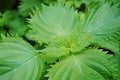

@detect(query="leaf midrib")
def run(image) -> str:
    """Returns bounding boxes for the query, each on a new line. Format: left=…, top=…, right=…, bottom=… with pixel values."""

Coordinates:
left=0, top=53, right=39, bottom=76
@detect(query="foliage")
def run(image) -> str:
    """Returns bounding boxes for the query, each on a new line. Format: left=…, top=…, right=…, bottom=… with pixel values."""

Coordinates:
left=0, top=11, right=27, bottom=36
left=0, top=0, right=120, bottom=80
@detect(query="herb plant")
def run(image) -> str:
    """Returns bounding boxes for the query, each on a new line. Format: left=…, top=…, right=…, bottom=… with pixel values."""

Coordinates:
left=0, top=0, right=120, bottom=80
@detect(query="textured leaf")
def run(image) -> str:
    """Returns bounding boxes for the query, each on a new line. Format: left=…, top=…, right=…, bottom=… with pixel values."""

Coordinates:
left=0, top=37, right=44, bottom=80
left=27, top=4, right=79, bottom=43
left=27, top=5, right=92, bottom=59
left=40, top=32, right=92, bottom=63
left=115, top=53, right=120, bottom=71
left=80, top=3, right=120, bottom=52
left=46, top=49, right=120, bottom=80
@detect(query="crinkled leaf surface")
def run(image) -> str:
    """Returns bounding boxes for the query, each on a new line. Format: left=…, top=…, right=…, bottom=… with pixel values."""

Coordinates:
left=40, top=32, right=92, bottom=63
left=0, top=37, right=44, bottom=80
left=80, top=4, right=120, bottom=52
left=46, top=49, right=120, bottom=80
left=27, top=4, right=79, bottom=43
left=27, top=5, right=92, bottom=59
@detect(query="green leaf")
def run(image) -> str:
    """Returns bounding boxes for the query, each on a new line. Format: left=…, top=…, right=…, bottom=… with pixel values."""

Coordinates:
left=80, top=3, right=120, bottom=52
left=27, top=4, right=79, bottom=44
left=0, top=11, right=28, bottom=36
left=0, top=37, right=44, bottom=80
left=0, top=29, right=5, bottom=39
left=114, top=53, right=120, bottom=71
left=27, top=4, right=92, bottom=58
left=19, top=0, right=41, bottom=17
left=40, top=32, right=92, bottom=63
left=46, top=49, right=120, bottom=80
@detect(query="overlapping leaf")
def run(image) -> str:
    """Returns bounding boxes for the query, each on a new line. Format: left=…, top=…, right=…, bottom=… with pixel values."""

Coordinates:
left=46, top=49, right=120, bottom=80
left=27, top=4, right=92, bottom=60
left=80, top=3, right=120, bottom=52
left=40, top=32, right=92, bottom=63
left=1, top=0, right=120, bottom=80
left=0, top=37, right=44, bottom=80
